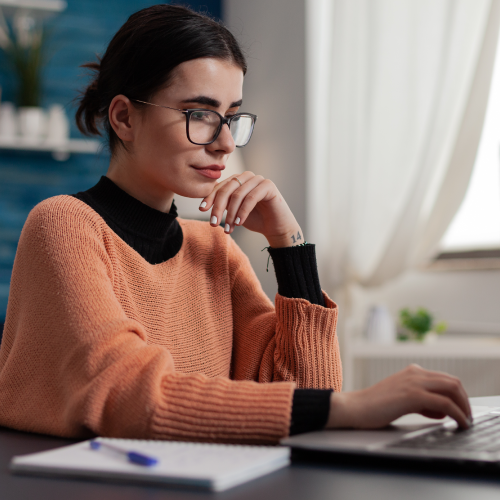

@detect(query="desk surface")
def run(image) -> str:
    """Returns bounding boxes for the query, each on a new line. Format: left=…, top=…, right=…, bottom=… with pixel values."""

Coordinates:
left=2, top=396, right=500, bottom=500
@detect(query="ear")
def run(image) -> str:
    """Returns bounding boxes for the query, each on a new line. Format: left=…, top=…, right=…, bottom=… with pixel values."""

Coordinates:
left=108, top=95, right=137, bottom=142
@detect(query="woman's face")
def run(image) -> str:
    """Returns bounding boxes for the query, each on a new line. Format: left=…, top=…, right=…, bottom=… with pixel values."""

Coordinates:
left=125, top=57, right=244, bottom=200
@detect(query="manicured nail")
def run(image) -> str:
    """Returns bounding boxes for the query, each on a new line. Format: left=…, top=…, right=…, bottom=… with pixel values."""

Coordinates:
left=211, top=215, right=217, bottom=225
left=225, top=223, right=230, bottom=232
left=199, top=201, right=207, bottom=209
left=235, top=217, right=241, bottom=225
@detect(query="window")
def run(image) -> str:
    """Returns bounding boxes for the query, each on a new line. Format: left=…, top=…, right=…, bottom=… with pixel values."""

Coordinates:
left=439, top=32, right=500, bottom=257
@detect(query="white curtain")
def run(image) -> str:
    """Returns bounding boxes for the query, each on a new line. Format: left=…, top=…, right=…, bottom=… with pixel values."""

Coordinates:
left=306, top=0, right=500, bottom=291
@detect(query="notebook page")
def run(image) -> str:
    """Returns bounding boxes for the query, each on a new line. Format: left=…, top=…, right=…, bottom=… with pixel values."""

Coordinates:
left=10, top=438, right=291, bottom=491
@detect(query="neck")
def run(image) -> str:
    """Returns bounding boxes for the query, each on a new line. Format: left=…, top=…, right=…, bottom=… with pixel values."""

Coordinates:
left=107, top=157, right=175, bottom=214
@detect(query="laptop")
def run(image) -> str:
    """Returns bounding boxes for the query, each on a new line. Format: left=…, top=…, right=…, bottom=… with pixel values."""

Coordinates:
left=281, top=406, right=500, bottom=465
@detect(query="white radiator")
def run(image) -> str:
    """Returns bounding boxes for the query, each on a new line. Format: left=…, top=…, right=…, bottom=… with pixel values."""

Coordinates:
left=352, top=357, right=500, bottom=397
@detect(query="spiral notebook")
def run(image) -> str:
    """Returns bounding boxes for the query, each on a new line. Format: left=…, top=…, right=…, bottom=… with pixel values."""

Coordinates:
left=10, top=437, right=290, bottom=492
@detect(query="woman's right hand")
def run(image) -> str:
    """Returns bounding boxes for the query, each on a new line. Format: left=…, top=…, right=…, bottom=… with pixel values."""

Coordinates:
left=326, top=364, right=472, bottom=430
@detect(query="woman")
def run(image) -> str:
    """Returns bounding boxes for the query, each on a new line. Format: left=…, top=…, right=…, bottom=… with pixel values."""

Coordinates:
left=0, top=5, right=471, bottom=443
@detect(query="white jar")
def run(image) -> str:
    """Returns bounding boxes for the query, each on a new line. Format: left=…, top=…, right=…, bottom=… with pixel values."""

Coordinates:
left=18, top=106, right=46, bottom=142
left=46, top=104, right=70, bottom=144
left=0, top=102, right=17, bottom=141
left=365, top=305, right=397, bottom=344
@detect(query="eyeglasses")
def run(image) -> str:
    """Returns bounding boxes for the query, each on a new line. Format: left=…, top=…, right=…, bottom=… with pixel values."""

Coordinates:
left=132, top=99, right=257, bottom=147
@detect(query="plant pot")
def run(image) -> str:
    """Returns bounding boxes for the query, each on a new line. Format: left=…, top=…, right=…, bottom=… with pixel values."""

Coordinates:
left=17, top=107, right=46, bottom=142
left=423, top=331, right=439, bottom=344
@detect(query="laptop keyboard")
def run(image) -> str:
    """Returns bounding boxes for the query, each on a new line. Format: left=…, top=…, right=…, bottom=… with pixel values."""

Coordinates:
left=387, top=414, right=500, bottom=453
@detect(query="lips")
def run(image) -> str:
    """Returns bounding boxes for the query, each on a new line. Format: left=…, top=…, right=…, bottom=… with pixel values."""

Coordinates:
left=192, top=164, right=225, bottom=171
left=191, top=164, right=225, bottom=180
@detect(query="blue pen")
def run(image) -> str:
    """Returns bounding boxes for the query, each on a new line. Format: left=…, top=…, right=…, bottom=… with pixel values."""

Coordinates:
left=90, top=439, right=158, bottom=467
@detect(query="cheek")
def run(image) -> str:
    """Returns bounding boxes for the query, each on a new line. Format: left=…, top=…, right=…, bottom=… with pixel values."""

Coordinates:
left=138, top=121, right=203, bottom=177
left=140, top=120, right=188, bottom=156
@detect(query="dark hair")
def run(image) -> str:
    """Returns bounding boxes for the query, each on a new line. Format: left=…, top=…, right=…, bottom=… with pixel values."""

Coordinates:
left=75, top=4, right=247, bottom=153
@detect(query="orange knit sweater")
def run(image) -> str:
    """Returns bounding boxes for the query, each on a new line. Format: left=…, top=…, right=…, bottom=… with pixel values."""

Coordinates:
left=0, top=195, right=342, bottom=444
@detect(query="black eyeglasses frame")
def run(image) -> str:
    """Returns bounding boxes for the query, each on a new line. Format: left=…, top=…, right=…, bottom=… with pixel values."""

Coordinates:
left=132, top=99, right=257, bottom=147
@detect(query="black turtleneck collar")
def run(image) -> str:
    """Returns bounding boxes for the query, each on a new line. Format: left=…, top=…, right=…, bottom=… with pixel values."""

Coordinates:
left=72, top=176, right=183, bottom=265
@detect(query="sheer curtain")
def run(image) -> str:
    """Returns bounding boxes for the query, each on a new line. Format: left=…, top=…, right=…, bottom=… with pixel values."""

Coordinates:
left=306, top=0, right=500, bottom=294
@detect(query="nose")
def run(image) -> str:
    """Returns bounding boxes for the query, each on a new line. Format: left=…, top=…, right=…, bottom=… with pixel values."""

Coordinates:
left=207, top=123, right=236, bottom=155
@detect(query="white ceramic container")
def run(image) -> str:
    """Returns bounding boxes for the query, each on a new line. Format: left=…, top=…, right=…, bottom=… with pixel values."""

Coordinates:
left=18, top=106, right=46, bottom=142
left=46, top=104, right=70, bottom=144
left=0, top=102, right=17, bottom=140
left=365, top=305, right=397, bottom=344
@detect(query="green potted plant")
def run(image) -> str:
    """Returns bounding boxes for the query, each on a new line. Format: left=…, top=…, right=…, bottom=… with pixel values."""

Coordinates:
left=398, top=307, right=447, bottom=342
left=0, top=12, right=47, bottom=141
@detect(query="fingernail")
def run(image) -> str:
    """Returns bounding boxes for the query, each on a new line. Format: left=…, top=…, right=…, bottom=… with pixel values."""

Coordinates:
left=211, top=215, right=217, bottom=225
left=235, top=217, right=240, bottom=225
left=199, top=201, right=207, bottom=209
left=225, top=223, right=230, bottom=232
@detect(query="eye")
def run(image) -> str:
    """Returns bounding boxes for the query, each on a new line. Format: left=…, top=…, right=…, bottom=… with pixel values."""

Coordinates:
left=191, top=110, right=212, bottom=121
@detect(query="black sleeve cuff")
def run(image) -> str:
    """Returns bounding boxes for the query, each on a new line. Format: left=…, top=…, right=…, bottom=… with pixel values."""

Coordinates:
left=289, top=388, right=333, bottom=435
left=267, top=244, right=325, bottom=306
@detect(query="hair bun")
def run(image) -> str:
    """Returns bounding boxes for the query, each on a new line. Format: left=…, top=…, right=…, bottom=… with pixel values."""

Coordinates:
left=75, top=60, right=104, bottom=137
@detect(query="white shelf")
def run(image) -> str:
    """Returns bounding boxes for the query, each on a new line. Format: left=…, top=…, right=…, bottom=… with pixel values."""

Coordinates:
left=0, top=0, right=66, bottom=16
left=0, top=137, right=101, bottom=160
left=347, top=337, right=500, bottom=359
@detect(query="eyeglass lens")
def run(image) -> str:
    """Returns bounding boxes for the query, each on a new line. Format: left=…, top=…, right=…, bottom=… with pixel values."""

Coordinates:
left=229, top=115, right=254, bottom=146
left=188, top=110, right=253, bottom=146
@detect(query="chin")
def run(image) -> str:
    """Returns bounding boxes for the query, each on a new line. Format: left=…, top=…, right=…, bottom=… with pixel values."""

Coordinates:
left=175, top=183, right=217, bottom=199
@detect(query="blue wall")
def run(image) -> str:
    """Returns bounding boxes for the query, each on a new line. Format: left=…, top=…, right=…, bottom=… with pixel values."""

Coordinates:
left=0, top=1, right=222, bottom=322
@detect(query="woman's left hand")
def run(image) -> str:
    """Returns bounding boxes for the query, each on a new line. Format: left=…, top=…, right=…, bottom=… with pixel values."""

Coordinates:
left=199, top=171, right=304, bottom=248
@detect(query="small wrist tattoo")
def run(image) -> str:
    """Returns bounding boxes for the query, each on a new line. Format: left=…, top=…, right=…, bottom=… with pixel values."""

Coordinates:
left=291, top=231, right=302, bottom=245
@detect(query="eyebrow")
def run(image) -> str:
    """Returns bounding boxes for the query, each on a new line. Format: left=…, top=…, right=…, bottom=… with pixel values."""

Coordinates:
left=180, top=95, right=243, bottom=109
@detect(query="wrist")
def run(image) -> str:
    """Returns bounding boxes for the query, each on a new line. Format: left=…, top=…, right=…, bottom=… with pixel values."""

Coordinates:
left=326, top=392, right=355, bottom=429
left=266, top=226, right=305, bottom=248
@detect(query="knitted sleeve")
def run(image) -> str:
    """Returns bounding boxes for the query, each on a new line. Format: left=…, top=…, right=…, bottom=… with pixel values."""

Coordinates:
left=266, top=244, right=331, bottom=433
left=0, top=198, right=294, bottom=444
left=227, top=238, right=342, bottom=391
left=267, top=244, right=325, bottom=306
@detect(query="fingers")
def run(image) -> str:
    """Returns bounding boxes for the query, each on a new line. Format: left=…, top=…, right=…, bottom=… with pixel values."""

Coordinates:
left=413, top=366, right=471, bottom=421
left=415, top=391, right=470, bottom=429
left=223, top=175, right=265, bottom=232
left=225, top=179, right=276, bottom=232
left=402, top=365, right=471, bottom=427
left=199, top=171, right=272, bottom=232
left=199, top=172, right=253, bottom=226
left=420, top=410, right=447, bottom=420
left=199, top=173, right=248, bottom=213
